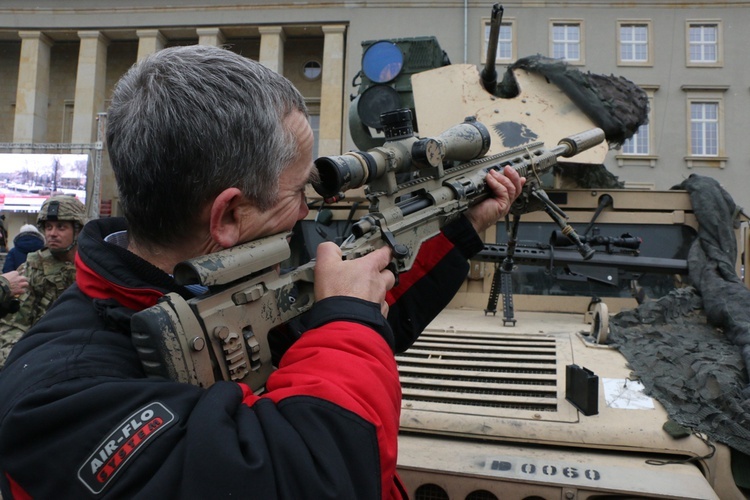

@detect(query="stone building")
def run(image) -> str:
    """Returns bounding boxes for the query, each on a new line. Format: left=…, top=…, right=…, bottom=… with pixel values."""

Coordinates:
left=0, top=0, right=748, bottom=228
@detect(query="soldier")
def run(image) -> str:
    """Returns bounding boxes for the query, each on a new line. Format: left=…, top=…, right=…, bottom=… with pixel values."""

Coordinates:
left=0, top=195, right=86, bottom=366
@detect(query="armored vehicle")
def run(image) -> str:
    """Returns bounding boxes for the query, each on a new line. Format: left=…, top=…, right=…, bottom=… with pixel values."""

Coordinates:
left=311, top=8, right=750, bottom=498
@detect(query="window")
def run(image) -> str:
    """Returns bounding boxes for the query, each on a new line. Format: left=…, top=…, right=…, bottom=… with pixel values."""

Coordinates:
left=687, top=21, right=722, bottom=67
left=302, top=100, right=320, bottom=202
left=309, top=114, right=320, bottom=160
left=483, top=18, right=516, bottom=63
left=550, top=21, right=583, bottom=63
left=622, top=123, right=650, bottom=155
left=682, top=86, right=727, bottom=168
left=302, top=60, right=322, bottom=80
left=62, top=100, right=75, bottom=143
left=306, top=99, right=321, bottom=160
left=690, top=102, right=719, bottom=156
left=617, top=21, right=652, bottom=66
left=616, top=86, right=658, bottom=168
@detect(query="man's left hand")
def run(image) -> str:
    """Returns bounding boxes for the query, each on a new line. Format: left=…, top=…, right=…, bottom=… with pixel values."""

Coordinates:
left=464, top=166, right=526, bottom=233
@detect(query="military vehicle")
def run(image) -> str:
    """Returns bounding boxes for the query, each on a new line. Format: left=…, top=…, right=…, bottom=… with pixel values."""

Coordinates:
left=306, top=5, right=750, bottom=499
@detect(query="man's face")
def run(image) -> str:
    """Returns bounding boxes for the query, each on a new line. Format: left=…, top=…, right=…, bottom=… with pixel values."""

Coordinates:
left=44, top=221, right=76, bottom=252
left=239, top=110, right=316, bottom=243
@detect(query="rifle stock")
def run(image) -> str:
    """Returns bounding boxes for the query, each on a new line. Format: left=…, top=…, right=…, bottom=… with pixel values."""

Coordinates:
left=131, top=116, right=606, bottom=392
left=132, top=235, right=316, bottom=392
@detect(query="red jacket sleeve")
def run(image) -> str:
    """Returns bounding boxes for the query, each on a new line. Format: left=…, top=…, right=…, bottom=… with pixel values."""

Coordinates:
left=387, top=215, right=484, bottom=352
left=241, top=294, right=403, bottom=499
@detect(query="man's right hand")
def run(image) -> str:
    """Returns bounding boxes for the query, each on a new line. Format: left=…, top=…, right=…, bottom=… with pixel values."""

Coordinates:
left=3, top=271, right=28, bottom=297
left=314, top=243, right=396, bottom=316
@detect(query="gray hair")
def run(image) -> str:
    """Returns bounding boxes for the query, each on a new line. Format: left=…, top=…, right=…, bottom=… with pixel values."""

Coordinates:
left=106, top=44, right=308, bottom=247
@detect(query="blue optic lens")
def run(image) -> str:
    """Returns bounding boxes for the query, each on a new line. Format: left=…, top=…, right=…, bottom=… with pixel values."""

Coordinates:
left=362, top=41, right=404, bottom=83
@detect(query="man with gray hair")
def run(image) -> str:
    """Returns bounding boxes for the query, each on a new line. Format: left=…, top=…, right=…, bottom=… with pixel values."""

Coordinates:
left=0, top=45, right=523, bottom=498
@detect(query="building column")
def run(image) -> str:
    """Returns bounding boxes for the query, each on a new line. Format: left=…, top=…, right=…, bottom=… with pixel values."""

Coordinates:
left=197, top=27, right=226, bottom=47
left=136, top=29, right=166, bottom=61
left=71, top=31, right=109, bottom=146
left=258, top=26, right=285, bottom=73
left=13, top=31, right=52, bottom=144
left=318, top=25, right=346, bottom=156
left=71, top=32, right=109, bottom=218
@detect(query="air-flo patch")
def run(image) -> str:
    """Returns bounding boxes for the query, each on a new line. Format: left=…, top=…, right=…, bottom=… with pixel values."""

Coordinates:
left=77, top=402, right=177, bottom=494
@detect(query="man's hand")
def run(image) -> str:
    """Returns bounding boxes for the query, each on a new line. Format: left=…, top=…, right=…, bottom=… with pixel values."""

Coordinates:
left=314, top=243, right=396, bottom=316
left=3, top=271, right=28, bottom=297
left=465, top=165, right=526, bottom=234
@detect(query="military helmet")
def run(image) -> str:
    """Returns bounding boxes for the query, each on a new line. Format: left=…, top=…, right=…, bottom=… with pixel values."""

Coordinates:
left=37, top=195, right=87, bottom=229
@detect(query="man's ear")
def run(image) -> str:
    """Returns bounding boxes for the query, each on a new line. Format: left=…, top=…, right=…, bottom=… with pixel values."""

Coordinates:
left=209, top=187, right=247, bottom=248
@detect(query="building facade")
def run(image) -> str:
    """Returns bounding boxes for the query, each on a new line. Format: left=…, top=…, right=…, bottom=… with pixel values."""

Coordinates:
left=0, top=0, right=748, bottom=228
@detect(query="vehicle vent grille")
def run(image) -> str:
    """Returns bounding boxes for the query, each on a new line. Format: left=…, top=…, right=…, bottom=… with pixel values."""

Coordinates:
left=397, top=329, right=573, bottom=421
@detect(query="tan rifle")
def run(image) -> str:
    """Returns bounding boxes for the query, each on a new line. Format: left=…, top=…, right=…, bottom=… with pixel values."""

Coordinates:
left=131, top=110, right=605, bottom=393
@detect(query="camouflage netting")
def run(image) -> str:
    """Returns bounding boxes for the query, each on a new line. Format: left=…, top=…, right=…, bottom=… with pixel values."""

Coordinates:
left=498, top=54, right=650, bottom=148
left=607, top=174, right=750, bottom=457
left=555, top=162, right=625, bottom=189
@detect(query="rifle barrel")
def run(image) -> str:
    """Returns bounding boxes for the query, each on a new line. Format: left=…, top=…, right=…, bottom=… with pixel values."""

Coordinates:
left=480, top=4, right=504, bottom=95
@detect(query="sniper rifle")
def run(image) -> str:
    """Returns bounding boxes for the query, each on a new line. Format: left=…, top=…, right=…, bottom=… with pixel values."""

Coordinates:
left=131, top=109, right=605, bottom=392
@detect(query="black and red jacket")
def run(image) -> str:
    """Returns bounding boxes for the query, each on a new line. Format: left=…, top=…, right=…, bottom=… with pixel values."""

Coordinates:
left=0, top=216, right=482, bottom=499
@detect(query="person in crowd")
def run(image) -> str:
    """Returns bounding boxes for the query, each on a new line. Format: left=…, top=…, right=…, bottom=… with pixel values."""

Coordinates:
left=0, top=195, right=86, bottom=364
left=0, top=45, right=523, bottom=498
left=2, top=224, right=45, bottom=273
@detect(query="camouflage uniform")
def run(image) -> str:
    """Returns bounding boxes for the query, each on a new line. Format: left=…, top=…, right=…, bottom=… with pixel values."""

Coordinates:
left=0, top=195, right=85, bottom=368
left=0, top=276, right=20, bottom=318
left=0, top=250, right=76, bottom=366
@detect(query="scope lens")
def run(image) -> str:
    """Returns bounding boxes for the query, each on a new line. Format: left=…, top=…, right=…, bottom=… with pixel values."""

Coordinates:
left=313, top=157, right=344, bottom=198
left=362, top=41, right=403, bottom=83
left=314, top=155, right=365, bottom=199
left=358, top=85, right=402, bottom=129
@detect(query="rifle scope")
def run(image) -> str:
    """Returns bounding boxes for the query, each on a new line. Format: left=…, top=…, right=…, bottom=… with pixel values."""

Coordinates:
left=313, top=109, right=491, bottom=199
left=550, top=230, right=642, bottom=251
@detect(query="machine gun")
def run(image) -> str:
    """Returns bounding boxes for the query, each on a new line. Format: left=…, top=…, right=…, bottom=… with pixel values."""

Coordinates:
left=478, top=232, right=688, bottom=321
left=476, top=237, right=688, bottom=275
left=131, top=110, right=605, bottom=393
left=480, top=3, right=504, bottom=95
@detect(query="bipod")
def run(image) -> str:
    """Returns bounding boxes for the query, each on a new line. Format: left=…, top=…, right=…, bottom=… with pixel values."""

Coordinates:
left=485, top=213, right=521, bottom=326
left=531, top=187, right=594, bottom=260
left=484, top=186, right=595, bottom=327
